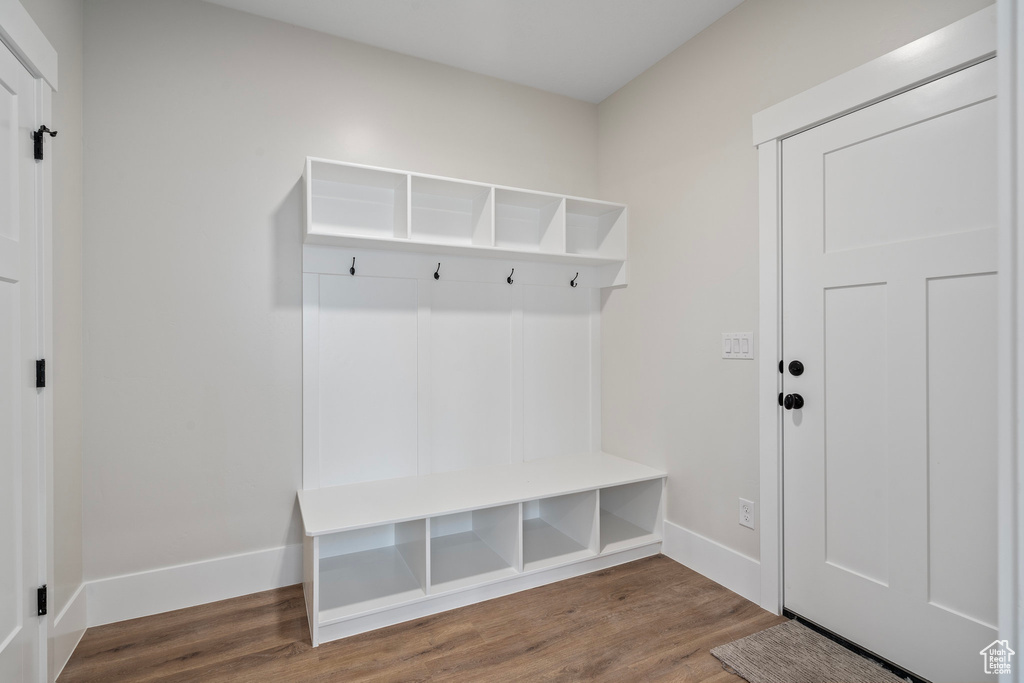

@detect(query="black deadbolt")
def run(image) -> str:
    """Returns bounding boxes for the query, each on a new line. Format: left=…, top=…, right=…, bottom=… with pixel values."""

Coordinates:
left=783, top=393, right=804, bottom=410
left=788, top=360, right=804, bottom=376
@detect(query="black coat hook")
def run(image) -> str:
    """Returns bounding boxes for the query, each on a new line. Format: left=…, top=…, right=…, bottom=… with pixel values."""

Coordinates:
left=349, top=257, right=356, bottom=276
left=570, top=272, right=579, bottom=288
left=507, top=268, right=515, bottom=285
left=434, top=263, right=441, bottom=280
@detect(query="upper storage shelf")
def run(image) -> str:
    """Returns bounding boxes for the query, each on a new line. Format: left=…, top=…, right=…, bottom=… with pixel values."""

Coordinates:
left=304, top=158, right=627, bottom=266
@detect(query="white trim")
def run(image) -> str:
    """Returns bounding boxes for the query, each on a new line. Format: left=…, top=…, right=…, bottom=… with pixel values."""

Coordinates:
left=85, top=545, right=303, bottom=627
left=997, top=2, right=1023, bottom=682
left=661, top=521, right=760, bottom=605
left=752, top=5, right=995, bottom=145
left=756, top=141, right=782, bottom=614
left=38, top=80, right=55, bottom=683
left=50, top=583, right=85, bottom=683
left=754, top=8, right=998, bottom=617
left=0, top=0, right=56, bottom=89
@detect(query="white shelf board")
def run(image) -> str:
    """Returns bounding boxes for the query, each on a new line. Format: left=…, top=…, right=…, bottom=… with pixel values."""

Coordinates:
left=299, top=453, right=665, bottom=537
left=430, top=531, right=518, bottom=594
left=318, top=546, right=425, bottom=625
left=523, top=517, right=594, bottom=572
left=303, top=230, right=623, bottom=266
left=600, top=510, right=659, bottom=554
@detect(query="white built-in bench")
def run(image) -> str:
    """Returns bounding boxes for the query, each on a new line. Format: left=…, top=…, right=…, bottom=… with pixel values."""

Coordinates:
left=298, top=453, right=665, bottom=646
left=299, top=159, right=646, bottom=646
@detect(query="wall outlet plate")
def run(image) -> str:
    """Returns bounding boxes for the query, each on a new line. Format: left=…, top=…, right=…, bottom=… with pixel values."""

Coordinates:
left=739, top=498, right=756, bottom=529
left=722, top=333, right=754, bottom=359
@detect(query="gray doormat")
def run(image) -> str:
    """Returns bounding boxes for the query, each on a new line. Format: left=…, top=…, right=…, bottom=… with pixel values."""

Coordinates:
left=711, top=620, right=908, bottom=683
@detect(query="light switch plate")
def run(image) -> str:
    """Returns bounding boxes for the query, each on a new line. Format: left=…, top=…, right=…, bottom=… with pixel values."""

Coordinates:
left=722, top=333, right=754, bottom=359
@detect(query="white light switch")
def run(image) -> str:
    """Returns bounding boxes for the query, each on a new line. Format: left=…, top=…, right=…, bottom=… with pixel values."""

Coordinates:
left=722, top=332, right=754, bottom=359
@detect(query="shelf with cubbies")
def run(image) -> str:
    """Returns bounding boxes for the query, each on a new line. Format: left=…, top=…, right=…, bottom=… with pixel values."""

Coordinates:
left=298, top=453, right=664, bottom=646
left=304, top=157, right=627, bottom=266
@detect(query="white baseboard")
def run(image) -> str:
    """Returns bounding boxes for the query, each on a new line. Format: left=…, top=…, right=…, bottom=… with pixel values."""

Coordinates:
left=50, top=582, right=87, bottom=682
left=662, top=520, right=761, bottom=605
left=86, top=544, right=303, bottom=627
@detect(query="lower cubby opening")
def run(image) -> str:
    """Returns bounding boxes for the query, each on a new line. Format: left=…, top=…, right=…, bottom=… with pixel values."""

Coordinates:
left=522, top=491, right=597, bottom=572
left=318, top=520, right=427, bottom=624
left=599, top=480, right=662, bottom=553
left=430, top=505, right=520, bottom=593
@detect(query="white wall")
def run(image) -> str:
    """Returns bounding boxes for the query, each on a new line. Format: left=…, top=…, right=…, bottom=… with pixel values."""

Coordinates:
left=597, top=0, right=994, bottom=561
left=82, top=0, right=598, bottom=582
left=21, top=0, right=84, bottom=626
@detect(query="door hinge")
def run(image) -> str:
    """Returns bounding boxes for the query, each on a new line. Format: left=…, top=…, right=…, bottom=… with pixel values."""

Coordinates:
left=37, top=585, right=46, bottom=616
left=32, top=126, right=58, bottom=161
left=36, top=359, right=45, bottom=388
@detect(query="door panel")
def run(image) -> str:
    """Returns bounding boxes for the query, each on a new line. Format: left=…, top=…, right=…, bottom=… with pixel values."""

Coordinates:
left=823, top=283, right=889, bottom=585
left=783, top=58, right=997, bottom=682
left=823, top=99, right=996, bottom=252
left=926, top=272, right=997, bottom=627
left=0, top=37, right=41, bottom=683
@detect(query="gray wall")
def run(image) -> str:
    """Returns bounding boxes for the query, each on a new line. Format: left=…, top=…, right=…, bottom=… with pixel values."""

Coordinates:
left=597, top=0, right=993, bottom=560
left=80, top=0, right=995, bottom=585
left=82, top=0, right=599, bottom=580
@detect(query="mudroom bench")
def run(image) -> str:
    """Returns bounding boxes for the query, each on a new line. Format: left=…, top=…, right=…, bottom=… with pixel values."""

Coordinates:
left=298, top=453, right=665, bottom=646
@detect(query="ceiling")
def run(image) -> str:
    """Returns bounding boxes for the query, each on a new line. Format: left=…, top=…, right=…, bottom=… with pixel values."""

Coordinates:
left=202, top=0, right=743, bottom=103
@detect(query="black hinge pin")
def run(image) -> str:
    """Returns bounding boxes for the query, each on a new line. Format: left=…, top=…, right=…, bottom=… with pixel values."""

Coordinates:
left=36, top=359, right=45, bottom=388
left=37, top=585, right=47, bottom=616
left=32, top=126, right=57, bottom=161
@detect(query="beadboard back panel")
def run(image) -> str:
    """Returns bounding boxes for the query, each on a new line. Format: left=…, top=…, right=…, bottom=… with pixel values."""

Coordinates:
left=303, top=246, right=601, bottom=489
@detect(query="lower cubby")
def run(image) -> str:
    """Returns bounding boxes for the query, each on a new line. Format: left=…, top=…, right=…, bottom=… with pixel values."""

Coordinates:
left=599, top=480, right=663, bottom=553
left=430, top=505, right=520, bottom=593
left=522, top=491, right=598, bottom=571
left=318, top=520, right=427, bottom=624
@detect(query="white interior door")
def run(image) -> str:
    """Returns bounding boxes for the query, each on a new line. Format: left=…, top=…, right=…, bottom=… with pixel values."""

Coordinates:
left=0, top=38, right=43, bottom=683
left=782, top=58, right=998, bottom=683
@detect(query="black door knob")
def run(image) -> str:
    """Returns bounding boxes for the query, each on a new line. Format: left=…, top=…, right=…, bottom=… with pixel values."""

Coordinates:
left=788, top=360, right=804, bottom=376
left=784, top=393, right=804, bottom=410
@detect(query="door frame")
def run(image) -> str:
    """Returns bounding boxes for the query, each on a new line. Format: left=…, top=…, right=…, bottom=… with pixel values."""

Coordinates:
left=0, top=1, right=56, bottom=89
left=0, top=2, right=56, bottom=681
left=753, top=5, right=998, bottom=618
left=996, top=1, right=1023, bottom=681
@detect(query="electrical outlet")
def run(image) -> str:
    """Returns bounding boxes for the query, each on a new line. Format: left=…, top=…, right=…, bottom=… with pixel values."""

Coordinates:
left=739, top=498, right=756, bottom=530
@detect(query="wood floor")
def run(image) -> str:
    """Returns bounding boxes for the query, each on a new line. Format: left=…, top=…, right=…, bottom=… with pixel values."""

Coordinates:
left=60, top=555, right=785, bottom=682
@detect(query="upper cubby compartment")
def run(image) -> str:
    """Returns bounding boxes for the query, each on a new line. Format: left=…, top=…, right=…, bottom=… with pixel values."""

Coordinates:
left=303, top=157, right=627, bottom=270
left=410, top=177, right=493, bottom=247
left=565, top=200, right=626, bottom=260
left=307, top=159, right=408, bottom=240
left=494, top=190, right=564, bottom=254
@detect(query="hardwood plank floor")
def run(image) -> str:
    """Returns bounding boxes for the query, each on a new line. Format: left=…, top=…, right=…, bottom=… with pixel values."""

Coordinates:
left=60, top=555, right=785, bottom=682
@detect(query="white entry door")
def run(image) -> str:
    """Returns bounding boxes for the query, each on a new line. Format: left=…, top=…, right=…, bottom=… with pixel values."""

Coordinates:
left=782, top=58, right=998, bottom=683
left=0, top=38, right=44, bottom=683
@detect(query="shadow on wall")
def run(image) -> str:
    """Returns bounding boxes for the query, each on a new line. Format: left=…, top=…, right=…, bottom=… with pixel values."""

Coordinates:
left=272, top=179, right=304, bottom=309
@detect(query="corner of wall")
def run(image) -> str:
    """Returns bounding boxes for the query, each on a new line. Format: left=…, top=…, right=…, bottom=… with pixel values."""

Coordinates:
left=50, top=582, right=87, bottom=682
